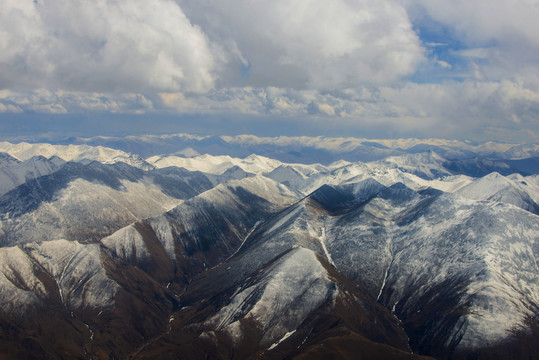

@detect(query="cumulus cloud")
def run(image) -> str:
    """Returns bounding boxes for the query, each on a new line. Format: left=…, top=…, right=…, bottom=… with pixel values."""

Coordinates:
left=0, top=0, right=219, bottom=93
left=0, top=0, right=426, bottom=93
left=177, top=0, right=425, bottom=89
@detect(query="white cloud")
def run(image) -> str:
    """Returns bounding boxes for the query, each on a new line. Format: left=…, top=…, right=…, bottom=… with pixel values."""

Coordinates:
left=404, top=0, right=539, bottom=79
left=1, top=0, right=538, bottom=142
left=157, top=80, right=539, bottom=141
left=0, top=0, right=219, bottom=93
left=380, top=80, right=539, bottom=139
left=1, top=0, right=426, bottom=93
left=2, top=80, right=538, bottom=141
left=177, top=0, right=425, bottom=89
left=0, top=103, right=22, bottom=113
left=0, top=89, right=154, bottom=114
left=437, top=60, right=452, bottom=69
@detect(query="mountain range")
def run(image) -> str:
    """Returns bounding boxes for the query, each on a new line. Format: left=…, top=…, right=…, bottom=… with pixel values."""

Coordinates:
left=0, top=135, right=537, bottom=359
left=27, top=133, right=539, bottom=170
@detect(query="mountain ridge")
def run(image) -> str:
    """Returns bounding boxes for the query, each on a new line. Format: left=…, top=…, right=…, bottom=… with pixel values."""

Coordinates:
left=0, top=136, right=537, bottom=359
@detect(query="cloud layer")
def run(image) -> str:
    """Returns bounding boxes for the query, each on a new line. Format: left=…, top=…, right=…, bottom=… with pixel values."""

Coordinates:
left=1, top=0, right=538, bottom=141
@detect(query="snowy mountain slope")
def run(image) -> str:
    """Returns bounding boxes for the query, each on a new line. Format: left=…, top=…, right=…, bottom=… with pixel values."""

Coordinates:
left=147, top=153, right=283, bottom=175
left=6, top=138, right=522, bottom=216
left=442, top=157, right=524, bottom=177
left=131, top=243, right=430, bottom=360
left=343, top=188, right=539, bottom=353
left=264, top=158, right=451, bottom=196
left=221, top=181, right=539, bottom=357
left=512, top=174, right=539, bottom=203
left=102, top=176, right=300, bottom=288
left=256, top=154, right=539, bottom=215
left=375, top=151, right=454, bottom=179
left=0, top=155, right=65, bottom=196
left=455, top=172, right=539, bottom=214
left=147, top=152, right=337, bottom=193
left=0, top=141, right=152, bottom=169
left=204, top=248, right=337, bottom=346
left=147, top=153, right=284, bottom=186
left=122, top=182, right=410, bottom=357
left=0, top=161, right=215, bottom=245
left=0, top=238, right=180, bottom=359
left=173, top=147, right=201, bottom=157
left=0, top=175, right=300, bottom=359
left=150, top=151, right=533, bottom=207
left=1, top=174, right=534, bottom=359
left=0, top=153, right=20, bottom=167
left=202, top=165, right=256, bottom=186
left=141, top=178, right=535, bottom=358
left=373, top=150, right=526, bottom=179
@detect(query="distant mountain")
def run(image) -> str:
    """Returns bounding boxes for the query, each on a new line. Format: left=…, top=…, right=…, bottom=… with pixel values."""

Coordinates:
left=146, top=153, right=283, bottom=175
left=0, top=141, right=152, bottom=170
left=45, top=133, right=539, bottom=168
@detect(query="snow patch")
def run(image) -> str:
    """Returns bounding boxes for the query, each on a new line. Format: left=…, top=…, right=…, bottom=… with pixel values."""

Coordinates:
left=268, top=330, right=296, bottom=350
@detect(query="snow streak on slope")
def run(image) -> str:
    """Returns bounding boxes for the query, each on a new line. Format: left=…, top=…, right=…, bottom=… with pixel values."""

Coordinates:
left=0, top=246, right=43, bottom=313
left=0, top=240, right=118, bottom=311
left=208, top=247, right=334, bottom=347
left=25, top=240, right=118, bottom=309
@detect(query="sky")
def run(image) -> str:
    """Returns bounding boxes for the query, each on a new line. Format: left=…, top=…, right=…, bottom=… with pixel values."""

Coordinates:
left=1, top=0, right=539, bottom=142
